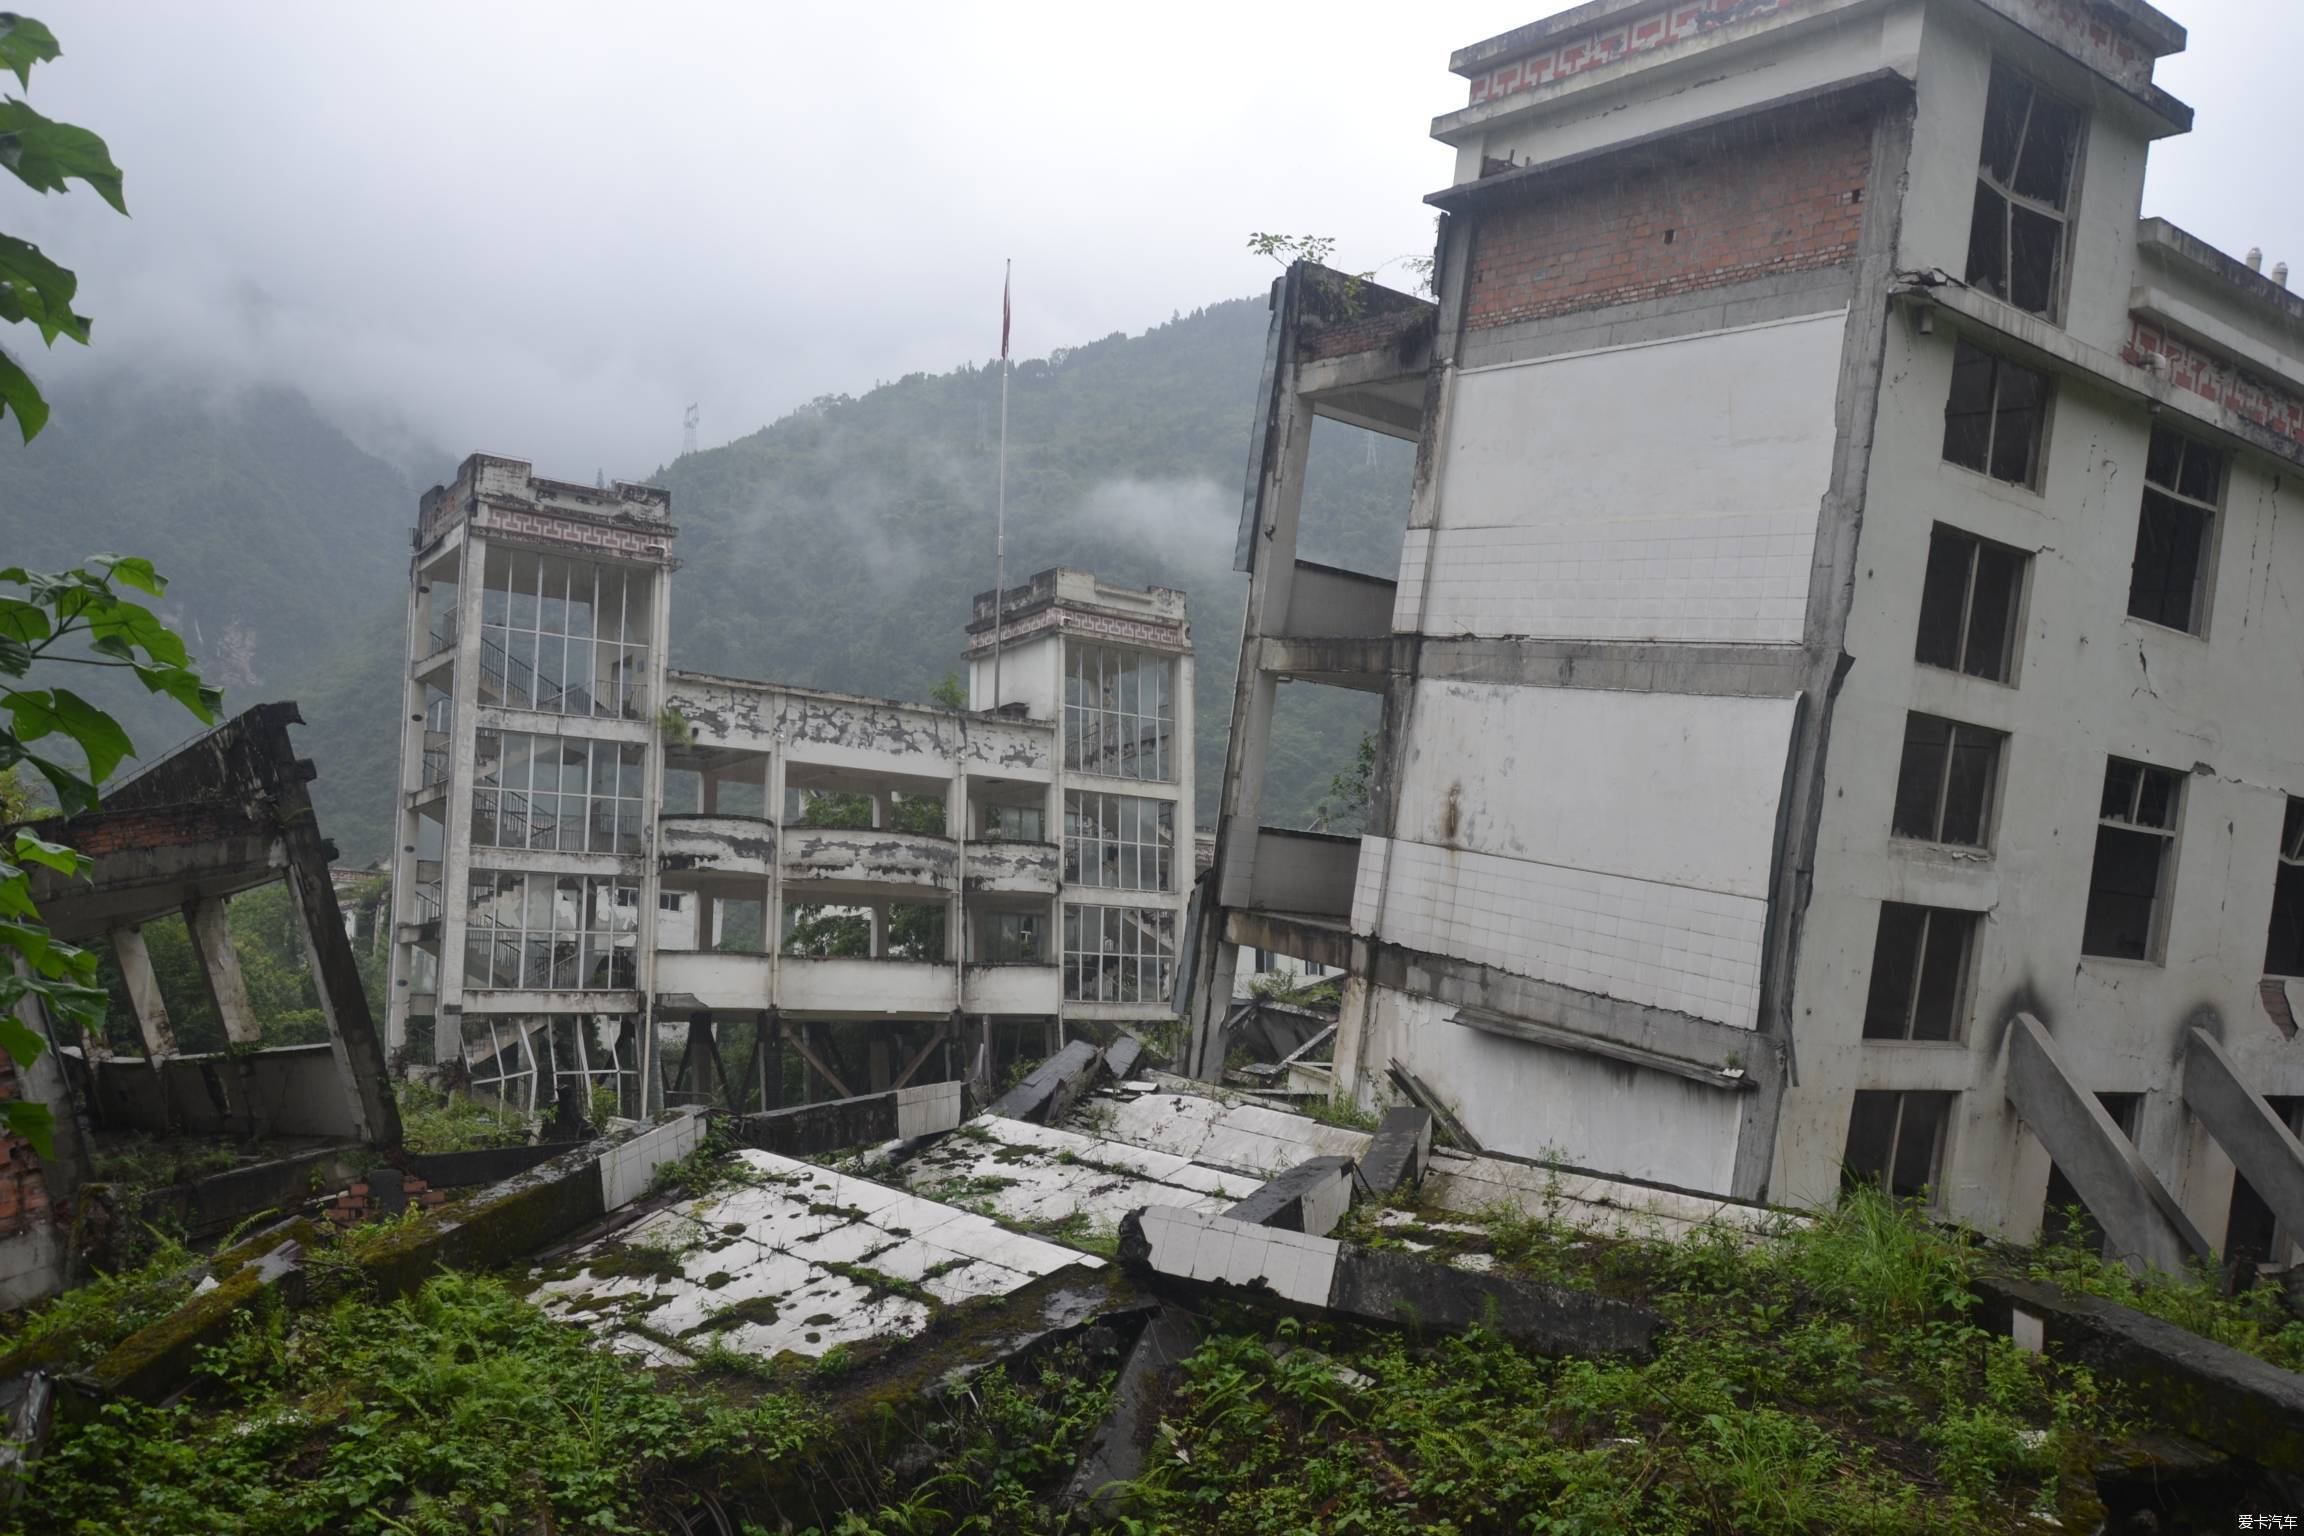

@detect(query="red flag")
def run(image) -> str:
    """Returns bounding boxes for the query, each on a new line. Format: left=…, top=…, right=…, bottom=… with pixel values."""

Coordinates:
left=1000, top=263, right=1011, bottom=361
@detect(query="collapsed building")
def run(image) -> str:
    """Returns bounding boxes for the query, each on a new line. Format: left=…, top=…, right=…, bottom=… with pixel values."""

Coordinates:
left=1187, top=0, right=2304, bottom=1274
left=0, top=703, right=400, bottom=1305
left=385, top=456, right=1194, bottom=1117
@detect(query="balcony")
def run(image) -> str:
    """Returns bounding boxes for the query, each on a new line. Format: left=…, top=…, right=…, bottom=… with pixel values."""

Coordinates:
left=962, top=839, right=1060, bottom=896
left=654, top=949, right=772, bottom=1012
left=779, top=956, right=953, bottom=1017
left=963, top=963, right=1060, bottom=1015
left=659, top=814, right=777, bottom=879
left=782, top=827, right=958, bottom=892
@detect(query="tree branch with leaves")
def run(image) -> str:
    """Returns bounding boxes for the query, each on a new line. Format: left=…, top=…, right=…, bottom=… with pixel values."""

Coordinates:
left=1, top=19, right=219, bottom=1155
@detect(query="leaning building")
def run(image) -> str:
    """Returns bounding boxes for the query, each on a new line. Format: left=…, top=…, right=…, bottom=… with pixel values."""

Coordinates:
left=387, top=456, right=1191, bottom=1116
left=1190, top=0, right=2304, bottom=1271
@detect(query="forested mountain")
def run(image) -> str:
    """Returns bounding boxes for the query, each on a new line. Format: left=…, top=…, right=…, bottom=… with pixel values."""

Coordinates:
left=4, top=295, right=1411, bottom=860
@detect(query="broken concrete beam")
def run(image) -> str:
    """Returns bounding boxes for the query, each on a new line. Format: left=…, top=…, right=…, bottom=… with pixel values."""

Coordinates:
left=1119, top=1205, right=1657, bottom=1360
left=987, top=1039, right=1106, bottom=1125
left=406, top=1141, right=582, bottom=1191
left=730, top=1081, right=964, bottom=1158
left=0, top=1371, right=52, bottom=1508
left=1355, top=1106, right=1433, bottom=1197
left=1226, top=1155, right=1355, bottom=1237
left=1104, top=1035, right=1143, bottom=1082
left=1062, top=1304, right=1201, bottom=1515
left=1976, top=1272, right=2304, bottom=1473
left=74, top=1239, right=305, bottom=1405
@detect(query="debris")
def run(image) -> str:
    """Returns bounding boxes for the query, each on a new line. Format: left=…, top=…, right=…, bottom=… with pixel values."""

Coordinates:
left=1225, top=1155, right=1356, bottom=1237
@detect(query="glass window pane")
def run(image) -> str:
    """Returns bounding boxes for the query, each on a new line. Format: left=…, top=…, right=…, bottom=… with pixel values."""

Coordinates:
left=1889, top=1094, right=1947, bottom=1199
left=2012, top=90, right=2080, bottom=206
left=1965, top=183, right=2007, bottom=301
left=1942, top=341, right=1996, bottom=472
left=1914, top=531, right=1972, bottom=672
left=1965, top=542, right=2024, bottom=682
left=1892, top=714, right=1951, bottom=840
left=1912, top=914, right=1969, bottom=1041
left=1979, top=67, right=2029, bottom=182
left=2135, top=767, right=2178, bottom=830
left=1863, top=904, right=1925, bottom=1040
left=2082, top=826, right=2166, bottom=959
left=1842, top=1091, right=1898, bottom=1190
left=1940, top=727, right=1999, bottom=847
left=1988, top=362, right=2046, bottom=485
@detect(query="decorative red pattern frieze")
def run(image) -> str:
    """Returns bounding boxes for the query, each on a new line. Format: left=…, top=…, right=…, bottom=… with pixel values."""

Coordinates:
left=967, top=607, right=1188, bottom=655
left=2123, top=321, right=2304, bottom=449
left=1465, top=0, right=1797, bottom=106
left=480, top=507, right=674, bottom=560
left=1463, top=0, right=2154, bottom=108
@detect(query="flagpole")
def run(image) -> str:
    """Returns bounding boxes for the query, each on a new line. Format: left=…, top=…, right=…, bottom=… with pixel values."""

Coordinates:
left=992, top=258, right=1010, bottom=710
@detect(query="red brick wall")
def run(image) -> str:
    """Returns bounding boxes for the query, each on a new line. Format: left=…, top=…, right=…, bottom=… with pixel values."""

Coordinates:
left=1465, top=111, right=1873, bottom=331
left=0, top=1056, right=53, bottom=1239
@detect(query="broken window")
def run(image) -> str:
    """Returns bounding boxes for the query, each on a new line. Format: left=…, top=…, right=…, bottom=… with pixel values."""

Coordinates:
left=471, top=730, right=647, bottom=855
left=463, top=870, right=638, bottom=990
left=1914, top=525, right=2026, bottom=682
left=479, top=546, right=652, bottom=720
left=1841, top=1089, right=1952, bottom=1201
left=980, top=909, right=1047, bottom=964
left=885, top=902, right=946, bottom=961
left=1891, top=713, right=2004, bottom=847
left=981, top=803, right=1046, bottom=843
left=1062, top=902, right=1175, bottom=1003
left=1942, top=340, right=2050, bottom=486
left=2264, top=798, right=2304, bottom=977
left=1064, top=790, right=1174, bottom=891
left=1965, top=62, right=2082, bottom=318
left=2081, top=757, right=2184, bottom=961
left=2127, top=425, right=2224, bottom=634
left=1065, top=644, right=1176, bottom=782
left=1862, top=903, right=1979, bottom=1041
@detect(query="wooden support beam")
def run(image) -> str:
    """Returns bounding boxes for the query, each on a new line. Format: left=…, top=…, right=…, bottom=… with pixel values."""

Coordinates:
left=789, top=1024, right=854, bottom=1101
left=890, top=1018, right=952, bottom=1091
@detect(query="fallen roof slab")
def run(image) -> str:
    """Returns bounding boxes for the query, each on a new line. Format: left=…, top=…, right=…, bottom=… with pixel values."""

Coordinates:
left=534, top=1149, right=1101, bottom=1364
left=1074, top=1089, right=1372, bottom=1173
left=897, top=1114, right=1263, bottom=1236
left=1422, top=1148, right=1794, bottom=1242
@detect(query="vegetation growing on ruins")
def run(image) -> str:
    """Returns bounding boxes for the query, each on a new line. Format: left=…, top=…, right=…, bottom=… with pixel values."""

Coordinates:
left=21, top=1167, right=2302, bottom=1534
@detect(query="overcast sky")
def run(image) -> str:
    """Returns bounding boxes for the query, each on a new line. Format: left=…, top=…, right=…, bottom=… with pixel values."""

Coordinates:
left=12, top=0, right=2299, bottom=480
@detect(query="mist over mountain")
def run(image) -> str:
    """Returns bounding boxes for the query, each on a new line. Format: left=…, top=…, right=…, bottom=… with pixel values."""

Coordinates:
left=4, top=295, right=1405, bottom=860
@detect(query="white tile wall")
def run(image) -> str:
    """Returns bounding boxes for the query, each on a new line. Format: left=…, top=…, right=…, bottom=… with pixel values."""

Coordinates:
left=1395, top=511, right=1815, bottom=642
left=1134, top=1205, right=1338, bottom=1307
left=598, top=1106, right=708, bottom=1211
left=1355, top=835, right=1767, bottom=1030
left=1392, top=312, right=1843, bottom=643
left=894, top=1080, right=964, bottom=1141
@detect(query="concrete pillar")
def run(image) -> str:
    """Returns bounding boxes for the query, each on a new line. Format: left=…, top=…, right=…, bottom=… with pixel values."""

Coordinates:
left=2004, top=1012, right=2207, bottom=1275
left=701, top=771, right=719, bottom=815
left=281, top=847, right=403, bottom=1147
left=2184, top=1026, right=2304, bottom=1247
left=868, top=1029, right=891, bottom=1094
left=181, top=897, right=261, bottom=1046
left=870, top=900, right=888, bottom=959
left=108, top=926, right=176, bottom=1060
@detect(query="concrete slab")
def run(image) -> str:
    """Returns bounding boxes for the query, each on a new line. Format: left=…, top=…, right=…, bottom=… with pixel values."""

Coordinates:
left=1079, top=1090, right=1372, bottom=1174
left=894, top=1114, right=1263, bottom=1244
left=533, top=1149, right=1099, bottom=1362
left=1421, top=1148, right=1790, bottom=1241
left=1227, top=1156, right=1356, bottom=1237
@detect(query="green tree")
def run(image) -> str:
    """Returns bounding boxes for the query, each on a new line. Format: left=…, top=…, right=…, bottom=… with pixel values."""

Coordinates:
left=2, top=22, right=216, bottom=1151
left=930, top=670, right=968, bottom=711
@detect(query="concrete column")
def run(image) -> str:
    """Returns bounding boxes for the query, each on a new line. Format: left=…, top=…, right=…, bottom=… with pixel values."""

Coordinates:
left=2184, top=1026, right=2304, bottom=1247
left=181, top=897, right=261, bottom=1046
left=108, top=926, right=176, bottom=1060
left=281, top=843, right=403, bottom=1146
left=701, top=771, right=719, bottom=815
left=2004, top=1012, right=2207, bottom=1275
left=870, top=900, right=888, bottom=959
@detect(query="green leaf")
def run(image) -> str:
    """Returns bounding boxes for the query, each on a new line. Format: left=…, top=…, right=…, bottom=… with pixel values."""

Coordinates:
left=9, top=828, right=79, bottom=874
left=23, top=750, right=91, bottom=815
left=0, top=1099, right=51, bottom=1159
left=0, top=98, right=125, bottom=212
left=47, top=687, right=132, bottom=782
left=93, top=554, right=163, bottom=596
left=133, top=662, right=220, bottom=724
left=4, top=686, right=58, bottom=744
left=0, top=16, right=60, bottom=92
left=0, top=338, right=47, bottom=441
left=0, top=595, right=48, bottom=645
left=0, top=233, right=84, bottom=345
left=0, top=1011, right=44, bottom=1072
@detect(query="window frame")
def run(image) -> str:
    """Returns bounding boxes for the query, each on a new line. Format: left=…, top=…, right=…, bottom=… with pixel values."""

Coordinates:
left=1941, top=339, right=2053, bottom=489
left=1965, top=61, right=2085, bottom=321
left=2264, top=798, right=2304, bottom=979
left=1064, top=643, right=1177, bottom=784
left=1862, top=902, right=1980, bottom=1043
left=1841, top=1088, right=1954, bottom=1203
left=2125, top=424, right=2226, bottom=637
left=1913, top=523, right=2028, bottom=684
left=2080, top=756, right=2185, bottom=963
left=1890, top=712, right=2006, bottom=850
left=1063, top=789, right=1175, bottom=893
left=1061, top=901, right=1176, bottom=1003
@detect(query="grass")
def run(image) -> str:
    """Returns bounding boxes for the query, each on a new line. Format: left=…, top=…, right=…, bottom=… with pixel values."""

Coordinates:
left=2021, top=1213, right=2304, bottom=1372
left=394, top=1078, right=530, bottom=1155
left=18, top=1270, right=816, bottom=1535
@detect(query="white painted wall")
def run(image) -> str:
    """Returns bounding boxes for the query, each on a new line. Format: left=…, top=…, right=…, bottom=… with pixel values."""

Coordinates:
left=1360, top=988, right=1743, bottom=1190
left=1396, top=314, right=1846, bottom=643
left=1353, top=684, right=1796, bottom=1029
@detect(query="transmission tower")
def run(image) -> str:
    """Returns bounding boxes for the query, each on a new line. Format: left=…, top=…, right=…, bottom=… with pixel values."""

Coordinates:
left=682, top=403, right=700, bottom=458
